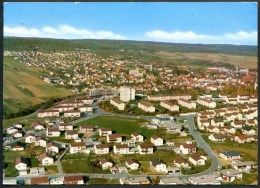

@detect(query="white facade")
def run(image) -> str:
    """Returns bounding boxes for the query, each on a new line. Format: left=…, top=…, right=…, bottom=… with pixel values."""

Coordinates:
left=160, top=101, right=179, bottom=112
left=178, top=99, right=196, bottom=109
left=138, top=101, right=155, bottom=112
left=120, top=86, right=135, bottom=102
left=110, top=98, right=125, bottom=110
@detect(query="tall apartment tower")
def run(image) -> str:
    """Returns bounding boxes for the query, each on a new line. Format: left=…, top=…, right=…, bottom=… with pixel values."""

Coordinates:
left=120, top=86, right=135, bottom=102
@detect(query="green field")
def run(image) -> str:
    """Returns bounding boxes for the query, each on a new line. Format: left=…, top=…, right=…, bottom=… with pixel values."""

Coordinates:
left=88, top=178, right=119, bottom=185
left=61, top=159, right=94, bottom=173
left=203, top=136, right=258, bottom=161
left=75, top=116, right=156, bottom=138
left=3, top=56, right=72, bottom=116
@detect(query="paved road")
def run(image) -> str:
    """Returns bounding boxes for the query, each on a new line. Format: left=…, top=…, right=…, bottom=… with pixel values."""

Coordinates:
left=56, top=147, right=69, bottom=175
left=178, top=114, right=221, bottom=176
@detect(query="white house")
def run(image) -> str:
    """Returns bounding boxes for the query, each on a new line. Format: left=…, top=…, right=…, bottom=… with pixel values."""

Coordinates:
left=150, top=135, right=164, bottom=146
left=35, top=137, right=47, bottom=147
left=59, top=123, right=73, bottom=131
left=188, top=154, right=207, bottom=166
left=15, top=157, right=27, bottom=171
left=137, top=144, right=154, bottom=154
left=197, top=97, right=216, bottom=108
left=69, top=142, right=86, bottom=154
left=113, top=144, right=133, bottom=155
left=13, top=132, right=23, bottom=138
left=7, top=127, right=18, bottom=134
left=49, top=177, right=64, bottom=185
left=99, top=159, right=113, bottom=170
left=219, top=151, right=241, bottom=160
left=38, top=153, right=54, bottom=166
left=65, top=130, right=79, bottom=140
left=231, top=121, right=244, bottom=129
left=46, top=142, right=59, bottom=154
left=46, top=128, right=60, bottom=137
left=13, top=122, right=23, bottom=129
left=208, top=133, right=226, bottom=142
left=79, top=125, right=94, bottom=133
left=64, top=110, right=81, bottom=118
left=125, top=158, right=140, bottom=170
left=174, top=157, right=190, bottom=169
left=99, top=128, right=112, bottom=137
left=131, top=132, right=144, bottom=142
left=79, top=106, right=93, bottom=113
left=150, top=159, right=168, bottom=173
left=107, top=134, right=123, bottom=143
left=223, top=126, right=236, bottom=135
left=219, top=169, right=243, bottom=182
left=159, top=177, right=184, bottom=185
left=231, top=160, right=256, bottom=172
left=94, top=144, right=109, bottom=154
left=31, top=121, right=45, bottom=130
left=37, top=110, right=59, bottom=118
left=25, top=133, right=36, bottom=143
left=179, top=144, right=197, bottom=154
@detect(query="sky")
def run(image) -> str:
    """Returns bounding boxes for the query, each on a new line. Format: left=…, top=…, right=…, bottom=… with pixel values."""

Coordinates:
left=3, top=2, right=258, bottom=45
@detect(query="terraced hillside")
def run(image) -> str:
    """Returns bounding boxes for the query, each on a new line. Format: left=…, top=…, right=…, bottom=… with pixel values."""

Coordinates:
left=3, top=56, right=72, bottom=117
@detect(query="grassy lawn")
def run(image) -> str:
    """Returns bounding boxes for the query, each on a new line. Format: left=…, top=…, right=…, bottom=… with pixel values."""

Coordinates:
left=45, top=165, right=59, bottom=175
left=203, top=135, right=258, bottom=161
left=3, top=114, right=37, bottom=128
left=88, top=178, right=119, bottom=185
left=4, top=163, right=18, bottom=177
left=31, top=158, right=40, bottom=167
left=61, top=159, right=94, bottom=173
left=48, top=136, right=74, bottom=144
left=182, top=160, right=212, bottom=175
left=75, top=116, right=156, bottom=138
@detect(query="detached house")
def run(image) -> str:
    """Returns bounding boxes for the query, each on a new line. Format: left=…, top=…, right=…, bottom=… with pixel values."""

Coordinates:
left=219, top=169, right=242, bottom=182
left=242, top=126, right=256, bottom=136
left=25, top=133, right=36, bottom=143
left=64, top=176, right=84, bottom=185
left=231, top=121, right=244, bottom=129
left=79, top=125, right=94, bottom=133
left=150, top=135, right=164, bottom=146
left=113, top=144, right=133, bottom=155
left=69, top=142, right=86, bottom=154
left=59, top=123, right=73, bottom=131
left=46, top=128, right=60, bottom=137
left=35, top=137, right=47, bottom=147
left=219, top=151, right=241, bottom=160
left=13, top=122, right=23, bottom=129
left=38, top=153, right=54, bottom=166
left=125, top=158, right=140, bottom=170
left=206, top=126, right=220, bottom=133
left=31, top=121, right=45, bottom=130
left=15, top=157, right=27, bottom=171
left=179, top=144, right=197, bottom=154
left=188, top=154, right=207, bottom=166
left=46, top=142, right=59, bottom=154
left=65, top=130, right=79, bottom=140
left=99, top=159, right=113, bottom=170
left=99, top=128, right=112, bottom=137
left=150, top=159, right=168, bottom=173
left=107, top=134, right=123, bottom=143
left=208, top=133, right=226, bottom=142
left=94, top=144, right=109, bottom=154
left=131, top=132, right=144, bottom=142
left=174, top=157, right=190, bottom=169
left=231, top=160, right=257, bottom=172
left=137, top=144, right=154, bottom=154
left=223, top=126, right=236, bottom=135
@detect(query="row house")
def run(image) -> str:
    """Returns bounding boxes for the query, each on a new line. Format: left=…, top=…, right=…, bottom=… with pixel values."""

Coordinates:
left=110, top=98, right=125, bottom=110
left=246, top=119, right=257, bottom=126
left=80, top=98, right=94, bottom=105
left=178, top=98, right=196, bottom=109
left=231, top=121, right=244, bottom=129
left=69, top=142, right=87, bottom=154
left=210, top=118, right=225, bottom=127
left=206, top=126, right=220, bottom=133
left=147, top=94, right=191, bottom=101
left=197, top=97, right=216, bottom=108
left=59, top=101, right=84, bottom=108
left=198, top=111, right=216, bottom=118
left=160, top=101, right=179, bottom=112
left=94, top=144, right=109, bottom=154
left=53, top=105, right=74, bottom=112
left=241, top=126, right=256, bottom=136
left=79, top=106, right=93, bottom=113
left=223, top=126, right=236, bottom=135
left=225, top=112, right=243, bottom=122
left=244, top=110, right=257, bottom=120
left=214, top=109, right=227, bottom=116
left=37, top=110, right=59, bottom=118
left=59, top=123, right=73, bottom=131
left=63, top=110, right=81, bottom=118
left=138, top=101, right=156, bottom=112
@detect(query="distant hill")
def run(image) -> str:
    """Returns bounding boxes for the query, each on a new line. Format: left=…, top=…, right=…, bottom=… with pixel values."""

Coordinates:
left=4, top=37, right=257, bottom=57
left=3, top=56, right=72, bottom=117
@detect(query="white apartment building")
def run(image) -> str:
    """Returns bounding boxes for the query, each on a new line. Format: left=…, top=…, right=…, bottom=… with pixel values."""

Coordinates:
left=148, top=94, right=191, bottom=101
left=160, top=101, right=179, bottom=111
left=120, top=86, right=135, bottom=102
left=138, top=101, right=155, bottom=112
left=110, top=98, right=126, bottom=110
left=178, top=98, right=196, bottom=109
left=197, top=97, right=217, bottom=108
